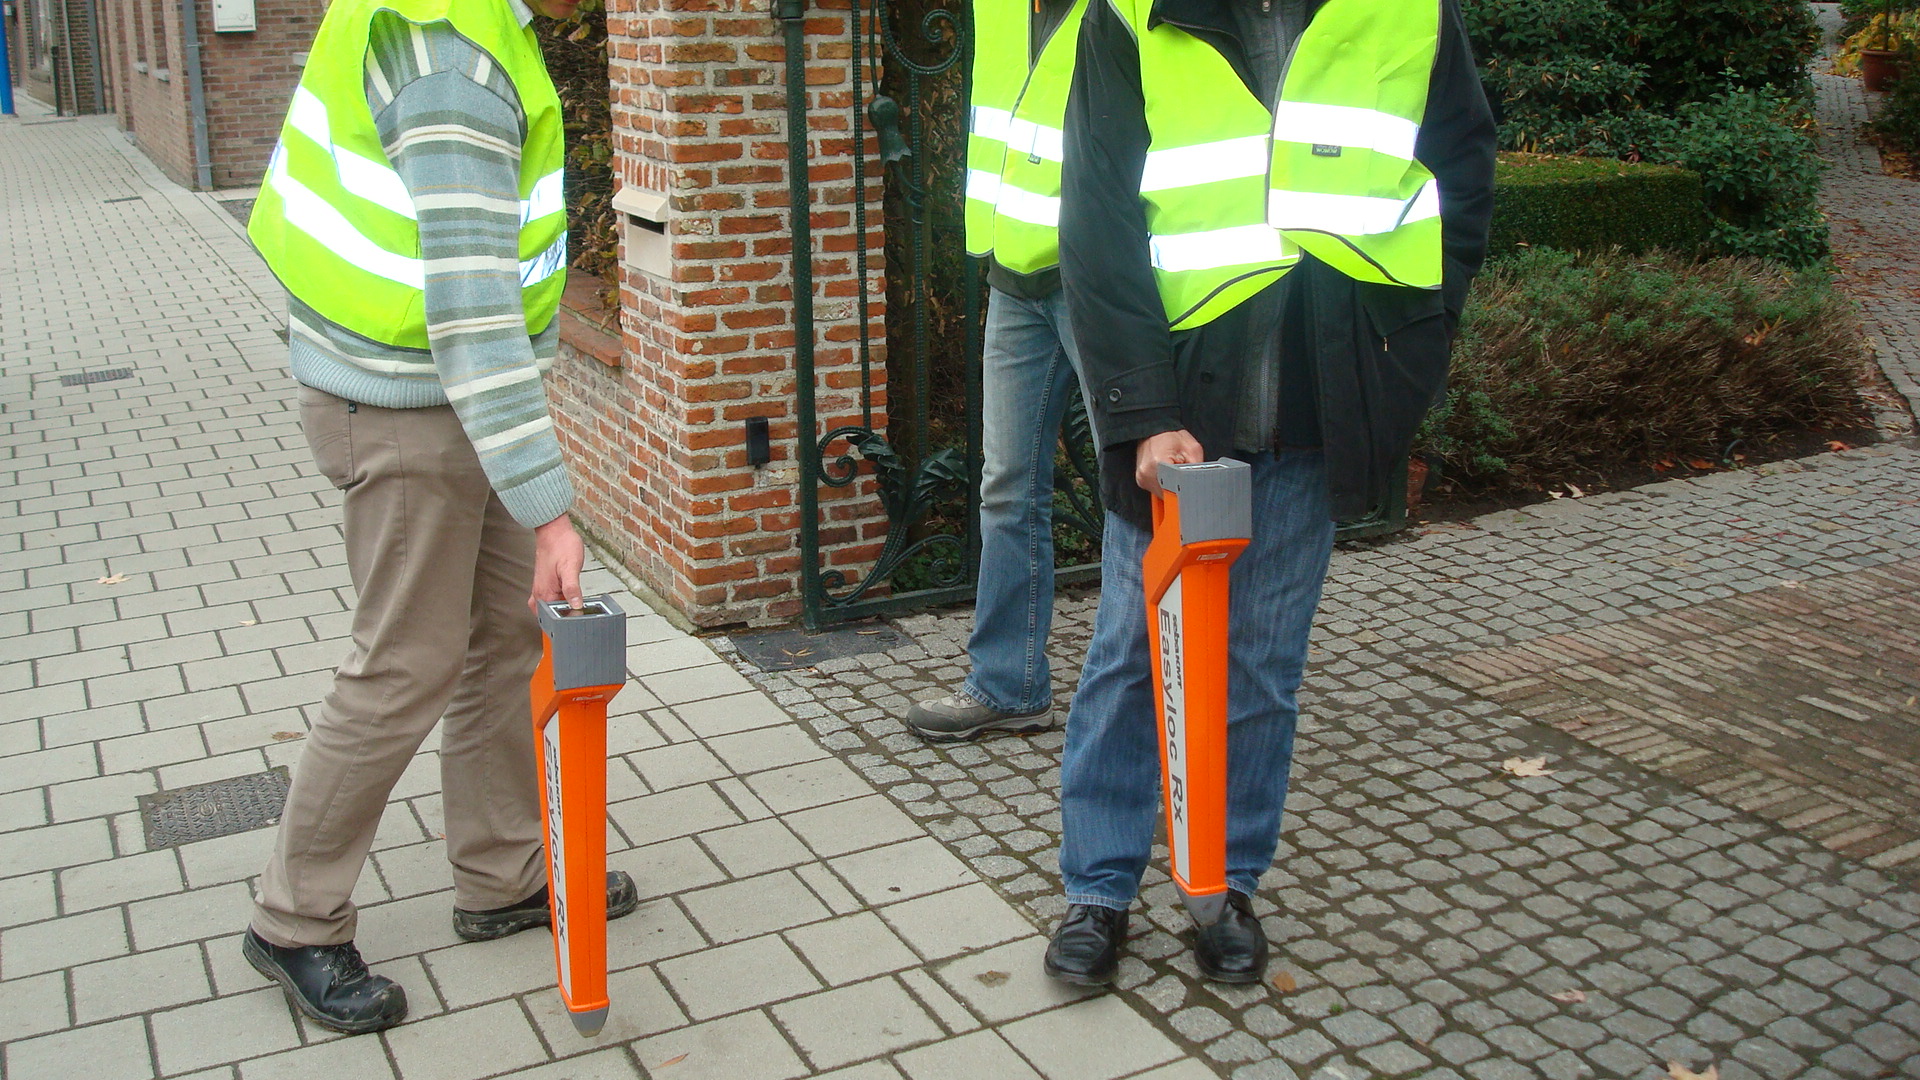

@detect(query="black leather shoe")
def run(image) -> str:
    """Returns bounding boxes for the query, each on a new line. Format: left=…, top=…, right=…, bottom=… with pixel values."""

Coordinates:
left=242, top=929, right=407, bottom=1034
left=452, top=870, right=641, bottom=942
left=1193, top=890, right=1268, bottom=983
left=1043, top=903, right=1129, bottom=985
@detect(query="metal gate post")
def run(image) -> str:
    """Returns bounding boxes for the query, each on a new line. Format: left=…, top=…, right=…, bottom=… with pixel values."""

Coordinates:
left=779, top=0, right=825, bottom=628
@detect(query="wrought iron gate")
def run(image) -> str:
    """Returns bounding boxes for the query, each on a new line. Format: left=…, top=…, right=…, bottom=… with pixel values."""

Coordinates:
left=781, top=0, right=1103, bottom=629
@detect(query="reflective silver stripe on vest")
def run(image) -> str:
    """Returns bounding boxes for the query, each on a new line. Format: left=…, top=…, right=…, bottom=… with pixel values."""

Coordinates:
left=1266, top=178, right=1439, bottom=236
left=971, top=104, right=1065, bottom=163
left=971, top=104, right=1015, bottom=143
left=966, top=170, right=1060, bottom=227
left=288, top=87, right=418, bottom=220
left=267, top=149, right=426, bottom=287
left=523, top=170, right=564, bottom=227
left=967, top=169, right=1004, bottom=205
left=267, top=149, right=571, bottom=289
left=289, top=87, right=566, bottom=227
left=1270, top=102, right=1419, bottom=161
left=1139, top=135, right=1267, bottom=193
left=1148, top=223, right=1294, bottom=273
left=519, top=232, right=569, bottom=287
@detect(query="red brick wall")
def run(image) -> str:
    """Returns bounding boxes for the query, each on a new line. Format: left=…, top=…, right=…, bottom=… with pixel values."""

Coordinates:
left=197, top=0, right=323, bottom=187
left=546, top=0, right=891, bottom=628
left=95, top=0, right=322, bottom=188
left=106, top=0, right=195, bottom=185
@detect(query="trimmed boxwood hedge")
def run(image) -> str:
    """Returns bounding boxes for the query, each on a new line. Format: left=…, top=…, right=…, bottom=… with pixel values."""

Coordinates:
left=1489, top=152, right=1707, bottom=257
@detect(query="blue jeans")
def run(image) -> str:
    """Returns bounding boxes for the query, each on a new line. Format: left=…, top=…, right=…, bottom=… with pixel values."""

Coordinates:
left=1058, top=450, right=1334, bottom=909
left=963, top=287, right=1089, bottom=715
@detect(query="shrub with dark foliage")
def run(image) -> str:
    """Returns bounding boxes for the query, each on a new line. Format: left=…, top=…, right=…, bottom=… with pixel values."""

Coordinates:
left=1418, top=249, right=1869, bottom=488
left=1462, top=0, right=1827, bottom=265
left=1613, top=0, right=1818, bottom=110
left=533, top=2, right=616, bottom=291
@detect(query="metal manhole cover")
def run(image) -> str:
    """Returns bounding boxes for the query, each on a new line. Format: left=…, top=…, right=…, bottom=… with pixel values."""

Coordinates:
left=728, top=621, right=912, bottom=672
left=59, top=368, right=134, bottom=387
left=137, top=767, right=291, bottom=849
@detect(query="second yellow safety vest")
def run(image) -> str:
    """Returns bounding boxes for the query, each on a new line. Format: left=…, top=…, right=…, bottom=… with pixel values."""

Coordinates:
left=963, top=0, right=1089, bottom=276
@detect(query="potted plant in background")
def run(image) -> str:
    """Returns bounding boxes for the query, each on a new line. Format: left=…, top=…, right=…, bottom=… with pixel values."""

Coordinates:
left=1862, top=0, right=1908, bottom=91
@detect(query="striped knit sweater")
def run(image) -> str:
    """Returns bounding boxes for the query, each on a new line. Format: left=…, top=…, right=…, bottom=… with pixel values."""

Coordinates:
left=286, top=0, right=574, bottom=528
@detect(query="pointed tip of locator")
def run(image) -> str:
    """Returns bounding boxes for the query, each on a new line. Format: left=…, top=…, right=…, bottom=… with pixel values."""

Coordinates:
left=1182, top=891, right=1230, bottom=928
left=569, top=1007, right=609, bottom=1037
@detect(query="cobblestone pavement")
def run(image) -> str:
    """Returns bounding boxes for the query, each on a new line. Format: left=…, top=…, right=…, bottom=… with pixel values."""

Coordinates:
left=1, top=108, right=1211, bottom=1080
left=738, top=442, right=1920, bottom=1080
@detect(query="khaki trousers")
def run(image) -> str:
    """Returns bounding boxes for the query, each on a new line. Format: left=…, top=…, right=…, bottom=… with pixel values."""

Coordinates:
left=253, top=385, right=547, bottom=947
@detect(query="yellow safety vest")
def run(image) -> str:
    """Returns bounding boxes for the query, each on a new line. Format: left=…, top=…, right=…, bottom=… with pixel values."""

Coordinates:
left=248, top=0, right=567, bottom=351
left=963, top=0, right=1089, bottom=276
left=1119, top=0, right=1443, bottom=329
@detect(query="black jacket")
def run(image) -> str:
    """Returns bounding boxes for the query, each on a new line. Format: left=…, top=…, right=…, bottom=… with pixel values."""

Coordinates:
left=1059, top=0, right=1497, bottom=526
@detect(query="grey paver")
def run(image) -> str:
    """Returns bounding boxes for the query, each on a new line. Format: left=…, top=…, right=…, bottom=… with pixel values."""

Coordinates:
left=0, top=906, right=130, bottom=978
left=786, top=911, right=922, bottom=987
left=894, top=1030, right=1042, bottom=1080
left=631, top=1010, right=809, bottom=1080
left=772, top=975, right=946, bottom=1070
left=3, top=1016, right=155, bottom=1080
left=72, top=942, right=215, bottom=1023
left=237, top=1038, right=399, bottom=1080
left=383, top=999, right=548, bottom=1080
left=999, top=996, right=1184, bottom=1080
left=150, top=988, right=302, bottom=1075
left=662, top=932, right=823, bottom=1018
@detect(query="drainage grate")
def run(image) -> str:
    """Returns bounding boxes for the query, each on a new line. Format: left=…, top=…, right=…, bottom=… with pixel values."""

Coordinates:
left=137, top=767, right=292, bottom=849
left=728, top=621, right=912, bottom=672
left=59, top=368, right=135, bottom=388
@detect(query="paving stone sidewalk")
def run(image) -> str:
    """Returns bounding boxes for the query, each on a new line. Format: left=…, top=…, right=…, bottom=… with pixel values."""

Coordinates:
left=0, top=110, right=1204, bottom=1080
left=1815, top=15, right=1920, bottom=417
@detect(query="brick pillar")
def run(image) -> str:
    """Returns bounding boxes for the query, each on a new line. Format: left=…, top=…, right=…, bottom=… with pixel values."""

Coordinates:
left=546, top=0, right=887, bottom=628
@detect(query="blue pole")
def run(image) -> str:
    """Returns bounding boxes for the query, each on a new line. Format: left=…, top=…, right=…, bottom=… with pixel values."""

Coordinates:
left=1, top=1, right=16, bottom=116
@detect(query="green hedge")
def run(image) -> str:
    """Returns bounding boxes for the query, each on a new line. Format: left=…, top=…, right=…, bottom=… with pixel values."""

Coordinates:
left=1418, top=248, right=1869, bottom=488
left=1490, top=153, right=1706, bottom=256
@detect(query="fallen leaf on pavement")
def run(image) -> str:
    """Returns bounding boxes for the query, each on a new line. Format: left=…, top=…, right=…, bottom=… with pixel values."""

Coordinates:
left=97, top=574, right=128, bottom=585
left=239, top=619, right=258, bottom=626
left=974, top=970, right=1010, bottom=987
left=1777, top=579, right=1805, bottom=589
left=271, top=732, right=303, bottom=742
left=1827, top=440, right=1853, bottom=452
left=1549, top=988, right=1587, bottom=1003
left=658, top=1053, right=689, bottom=1068
left=1502, top=757, right=1555, bottom=777
left=1566, top=482, right=1585, bottom=498
left=1271, top=970, right=1298, bottom=993
left=1668, top=1063, right=1717, bottom=1080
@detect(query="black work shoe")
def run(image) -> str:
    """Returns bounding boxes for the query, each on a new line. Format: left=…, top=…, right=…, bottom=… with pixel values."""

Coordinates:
left=242, top=928, right=408, bottom=1034
left=906, top=690, right=1054, bottom=743
left=1043, top=903, right=1129, bottom=985
left=452, top=870, right=641, bottom=942
left=1193, top=890, right=1268, bottom=983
